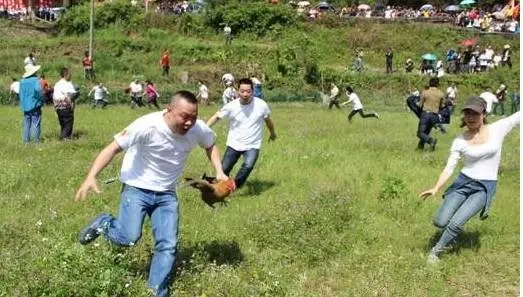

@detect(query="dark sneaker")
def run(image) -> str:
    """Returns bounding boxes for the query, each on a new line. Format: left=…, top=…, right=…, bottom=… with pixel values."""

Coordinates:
left=430, top=138, right=438, bottom=151
left=79, top=213, right=111, bottom=245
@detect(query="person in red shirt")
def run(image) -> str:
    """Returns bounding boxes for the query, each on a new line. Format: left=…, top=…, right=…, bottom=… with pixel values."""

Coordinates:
left=82, top=51, right=95, bottom=81
left=160, top=50, right=170, bottom=77
left=40, top=75, right=53, bottom=105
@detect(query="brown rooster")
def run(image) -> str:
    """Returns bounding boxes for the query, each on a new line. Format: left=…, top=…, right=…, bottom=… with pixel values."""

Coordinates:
left=184, top=174, right=236, bottom=208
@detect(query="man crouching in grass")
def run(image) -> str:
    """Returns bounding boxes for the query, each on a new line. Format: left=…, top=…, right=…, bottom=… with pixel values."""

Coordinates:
left=75, top=91, right=228, bottom=297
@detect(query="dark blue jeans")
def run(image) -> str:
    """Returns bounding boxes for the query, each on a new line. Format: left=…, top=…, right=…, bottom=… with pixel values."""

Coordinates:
left=417, top=112, right=438, bottom=149
left=23, top=108, right=42, bottom=143
left=222, top=146, right=260, bottom=188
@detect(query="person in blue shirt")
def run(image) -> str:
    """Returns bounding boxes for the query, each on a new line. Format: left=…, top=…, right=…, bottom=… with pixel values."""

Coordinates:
left=251, top=77, right=263, bottom=99
left=19, top=64, right=44, bottom=143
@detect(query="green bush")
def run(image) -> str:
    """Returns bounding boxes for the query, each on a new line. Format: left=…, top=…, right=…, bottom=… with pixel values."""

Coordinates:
left=204, top=2, right=300, bottom=37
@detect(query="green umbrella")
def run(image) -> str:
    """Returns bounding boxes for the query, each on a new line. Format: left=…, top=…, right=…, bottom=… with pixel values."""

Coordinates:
left=422, top=53, right=437, bottom=61
left=460, top=0, right=475, bottom=6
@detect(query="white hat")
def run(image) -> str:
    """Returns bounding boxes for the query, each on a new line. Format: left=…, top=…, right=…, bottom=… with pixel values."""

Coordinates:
left=23, top=64, right=41, bottom=78
left=504, top=44, right=510, bottom=49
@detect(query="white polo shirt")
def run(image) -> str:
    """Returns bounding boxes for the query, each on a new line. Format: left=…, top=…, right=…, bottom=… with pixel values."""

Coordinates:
left=115, top=111, right=216, bottom=192
left=53, top=78, right=77, bottom=108
left=129, top=82, right=143, bottom=93
left=10, top=81, right=20, bottom=94
left=219, top=97, right=271, bottom=151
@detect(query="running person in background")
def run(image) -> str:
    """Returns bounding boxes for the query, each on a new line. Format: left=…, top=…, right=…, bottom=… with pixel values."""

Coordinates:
left=145, top=80, right=161, bottom=110
left=341, top=86, right=379, bottom=122
left=222, top=80, right=236, bottom=105
left=89, top=82, right=110, bottom=108
left=251, top=77, right=264, bottom=99
left=328, top=83, right=341, bottom=109
left=129, top=79, right=145, bottom=108
left=419, top=97, right=520, bottom=264
left=196, top=81, right=209, bottom=105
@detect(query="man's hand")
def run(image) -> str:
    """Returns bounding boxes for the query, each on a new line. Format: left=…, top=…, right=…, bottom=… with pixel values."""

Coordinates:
left=419, top=188, right=437, bottom=201
left=269, top=133, right=277, bottom=142
left=75, top=176, right=101, bottom=202
left=216, top=171, right=229, bottom=181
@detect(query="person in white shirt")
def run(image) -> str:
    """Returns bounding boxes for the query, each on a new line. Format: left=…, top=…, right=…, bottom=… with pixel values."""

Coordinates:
left=222, top=80, right=236, bottom=105
left=53, top=67, right=77, bottom=140
left=328, top=83, right=340, bottom=109
left=9, top=78, right=20, bottom=104
left=75, top=91, right=228, bottom=297
left=129, top=79, right=145, bottom=108
left=479, top=88, right=497, bottom=114
left=341, top=86, right=379, bottom=122
left=221, top=73, right=234, bottom=87
left=89, top=82, right=110, bottom=108
left=420, top=97, right=520, bottom=264
left=196, top=81, right=209, bottom=105
left=445, top=83, right=458, bottom=113
left=207, top=78, right=277, bottom=189
left=223, top=24, right=232, bottom=45
left=24, top=53, right=36, bottom=66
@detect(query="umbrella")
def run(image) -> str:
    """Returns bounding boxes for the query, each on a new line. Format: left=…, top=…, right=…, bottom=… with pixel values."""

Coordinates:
left=444, top=5, right=462, bottom=12
left=357, top=4, right=371, bottom=10
left=459, top=0, right=475, bottom=6
left=461, top=38, right=477, bottom=46
left=422, top=53, right=437, bottom=61
left=420, top=4, right=433, bottom=11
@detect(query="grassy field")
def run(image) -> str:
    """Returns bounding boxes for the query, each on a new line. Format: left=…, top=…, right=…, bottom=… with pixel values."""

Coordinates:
left=0, top=101, right=519, bottom=296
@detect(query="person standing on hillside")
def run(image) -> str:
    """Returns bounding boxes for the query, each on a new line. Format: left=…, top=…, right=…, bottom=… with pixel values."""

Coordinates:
left=493, top=84, right=508, bottom=116
left=207, top=78, right=277, bottom=189
left=160, top=50, right=170, bottom=78
left=82, top=51, right=95, bottom=81
left=385, top=48, right=393, bottom=74
left=501, top=44, right=511, bottom=68
left=416, top=77, right=443, bottom=151
left=196, top=80, right=209, bottom=105
left=420, top=97, right=520, bottom=264
left=75, top=91, right=228, bottom=297
left=53, top=67, right=78, bottom=140
left=19, top=64, right=43, bottom=143
left=445, top=82, right=458, bottom=114
left=341, top=86, right=380, bottom=122
left=224, top=24, right=232, bottom=46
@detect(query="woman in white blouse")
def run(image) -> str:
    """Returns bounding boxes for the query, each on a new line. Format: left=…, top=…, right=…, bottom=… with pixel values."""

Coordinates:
left=419, top=96, right=520, bottom=264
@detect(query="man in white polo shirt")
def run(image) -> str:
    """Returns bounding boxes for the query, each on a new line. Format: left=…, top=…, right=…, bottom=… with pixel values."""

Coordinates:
left=75, top=91, right=228, bottom=297
left=129, top=79, right=145, bottom=108
left=207, top=78, right=277, bottom=189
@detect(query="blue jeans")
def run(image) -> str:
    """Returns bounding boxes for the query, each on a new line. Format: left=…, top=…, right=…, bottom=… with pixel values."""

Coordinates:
left=23, top=108, right=42, bottom=143
left=94, top=184, right=179, bottom=297
left=431, top=181, right=487, bottom=254
left=222, top=146, right=259, bottom=188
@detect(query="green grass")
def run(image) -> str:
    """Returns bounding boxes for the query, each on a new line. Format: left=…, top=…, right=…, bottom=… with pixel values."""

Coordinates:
left=0, top=102, right=519, bottom=296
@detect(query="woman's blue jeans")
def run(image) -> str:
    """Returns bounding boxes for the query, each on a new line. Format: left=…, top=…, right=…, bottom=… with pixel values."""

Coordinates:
left=431, top=181, right=487, bottom=254
left=94, top=184, right=179, bottom=297
left=222, top=146, right=259, bottom=188
left=22, top=108, right=42, bottom=143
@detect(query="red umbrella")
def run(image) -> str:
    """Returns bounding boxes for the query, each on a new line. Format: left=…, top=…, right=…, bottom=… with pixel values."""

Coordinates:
left=461, top=38, right=477, bottom=46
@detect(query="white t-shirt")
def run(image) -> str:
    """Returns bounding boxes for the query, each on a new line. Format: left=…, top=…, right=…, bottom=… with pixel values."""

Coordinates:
left=222, top=86, right=236, bottom=105
left=53, top=78, right=77, bottom=107
left=115, top=111, right=216, bottom=192
left=24, top=56, right=36, bottom=66
left=443, top=112, right=520, bottom=181
left=129, top=82, right=143, bottom=93
left=479, top=91, right=498, bottom=113
left=10, top=81, right=20, bottom=94
left=446, top=86, right=457, bottom=99
left=218, top=97, right=271, bottom=151
left=199, top=84, right=209, bottom=99
left=346, top=93, right=363, bottom=110
left=90, top=85, right=109, bottom=100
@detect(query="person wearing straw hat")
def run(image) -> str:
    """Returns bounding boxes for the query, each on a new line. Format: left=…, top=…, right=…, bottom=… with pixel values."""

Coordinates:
left=19, top=64, right=44, bottom=143
left=420, top=97, right=520, bottom=264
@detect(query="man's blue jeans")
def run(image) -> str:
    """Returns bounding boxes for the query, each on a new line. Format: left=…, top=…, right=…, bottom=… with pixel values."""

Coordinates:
left=23, top=108, right=42, bottom=143
left=94, top=184, right=179, bottom=297
left=222, top=146, right=259, bottom=188
left=431, top=181, right=487, bottom=254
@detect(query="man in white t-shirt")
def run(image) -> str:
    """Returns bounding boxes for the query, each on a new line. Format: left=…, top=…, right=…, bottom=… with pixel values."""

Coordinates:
left=75, top=91, right=228, bottom=297
left=129, top=79, right=145, bottom=108
left=207, top=78, right=277, bottom=189
left=9, top=78, right=20, bottom=104
left=479, top=88, right=498, bottom=114
left=196, top=80, right=209, bottom=105
left=89, top=82, right=110, bottom=108
left=53, top=67, right=78, bottom=140
left=445, top=82, right=458, bottom=113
